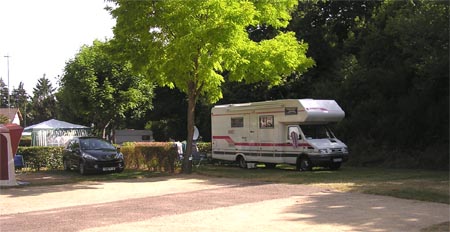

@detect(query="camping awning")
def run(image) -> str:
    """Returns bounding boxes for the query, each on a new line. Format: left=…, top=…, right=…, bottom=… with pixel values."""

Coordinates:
left=24, top=119, right=89, bottom=132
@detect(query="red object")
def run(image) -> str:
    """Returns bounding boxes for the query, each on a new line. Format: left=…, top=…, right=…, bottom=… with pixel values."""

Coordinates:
left=5, top=124, right=23, bottom=155
left=0, top=124, right=23, bottom=181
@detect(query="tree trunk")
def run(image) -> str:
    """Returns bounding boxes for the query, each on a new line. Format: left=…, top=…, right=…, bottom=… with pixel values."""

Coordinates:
left=102, top=119, right=112, bottom=140
left=182, top=82, right=197, bottom=174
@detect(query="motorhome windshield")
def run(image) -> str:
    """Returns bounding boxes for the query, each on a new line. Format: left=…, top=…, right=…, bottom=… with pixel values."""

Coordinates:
left=300, top=125, right=335, bottom=139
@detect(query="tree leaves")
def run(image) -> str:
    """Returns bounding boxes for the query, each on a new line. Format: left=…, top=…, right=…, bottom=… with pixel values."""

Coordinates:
left=109, top=0, right=314, bottom=104
left=57, top=40, right=154, bottom=137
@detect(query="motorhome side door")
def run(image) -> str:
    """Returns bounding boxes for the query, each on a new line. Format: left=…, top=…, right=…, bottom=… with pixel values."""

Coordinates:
left=282, top=125, right=301, bottom=164
left=248, top=113, right=259, bottom=154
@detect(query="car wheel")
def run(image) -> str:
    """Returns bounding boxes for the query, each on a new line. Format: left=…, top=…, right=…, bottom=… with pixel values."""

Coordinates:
left=265, top=163, right=276, bottom=169
left=237, top=156, right=246, bottom=169
left=297, top=156, right=312, bottom=171
left=79, top=161, right=86, bottom=175
left=330, top=162, right=341, bottom=170
left=63, top=159, right=70, bottom=171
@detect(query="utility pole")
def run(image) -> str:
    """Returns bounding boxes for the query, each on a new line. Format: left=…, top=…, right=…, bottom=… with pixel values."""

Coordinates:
left=4, top=55, right=10, bottom=111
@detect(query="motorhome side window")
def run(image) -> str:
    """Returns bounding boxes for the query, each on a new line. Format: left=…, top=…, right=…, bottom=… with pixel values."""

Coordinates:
left=259, top=115, right=274, bottom=129
left=231, top=117, right=244, bottom=128
left=288, top=126, right=300, bottom=140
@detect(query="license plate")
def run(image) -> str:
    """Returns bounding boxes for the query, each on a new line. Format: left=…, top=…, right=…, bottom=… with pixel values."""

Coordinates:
left=333, top=158, right=343, bottom=162
left=103, top=167, right=115, bottom=171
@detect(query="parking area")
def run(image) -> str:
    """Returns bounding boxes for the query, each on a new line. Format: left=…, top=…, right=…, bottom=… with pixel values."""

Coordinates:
left=1, top=175, right=449, bottom=231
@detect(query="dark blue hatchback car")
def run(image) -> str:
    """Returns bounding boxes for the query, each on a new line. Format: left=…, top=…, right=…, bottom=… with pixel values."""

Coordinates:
left=63, top=137, right=125, bottom=175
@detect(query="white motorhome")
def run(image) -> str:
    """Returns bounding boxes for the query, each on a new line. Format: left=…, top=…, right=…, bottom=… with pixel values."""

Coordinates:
left=211, top=99, right=349, bottom=170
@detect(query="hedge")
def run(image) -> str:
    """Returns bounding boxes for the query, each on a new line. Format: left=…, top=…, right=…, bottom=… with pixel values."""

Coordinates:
left=17, top=147, right=64, bottom=171
left=121, top=142, right=178, bottom=173
left=197, top=142, right=212, bottom=154
left=15, top=142, right=212, bottom=173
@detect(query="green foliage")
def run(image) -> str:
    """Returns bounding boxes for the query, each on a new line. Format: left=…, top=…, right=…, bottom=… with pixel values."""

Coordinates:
left=29, top=75, right=57, bottom=124
left=57, top=40, right=154, bottom=136
left=197, top=142, right=212, bottom=154
left=109, top=0, right=314, bottom=173
left=120, top=142, right=178, bottom=173
left=110, top=0, right=313, bottom=103
left=0, top=114, right=9, bottom=124
left=196, top=166, right=449, bottom=204
left=147, top=87, right=188, bottom=141
left=215, top=0, right=448, bottom=170
left=336, top=0, right=449, bottom=169
left=19, top=136, right=32, bottom=147
left=10, top=82, right=29, bottom=127
left=17, top=146, right=64, bottom=171
left=0, top=78, right=9, bottom=107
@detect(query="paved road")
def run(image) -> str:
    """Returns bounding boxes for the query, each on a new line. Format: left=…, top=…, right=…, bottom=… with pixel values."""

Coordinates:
left=1, top=176, right=448, bottom=232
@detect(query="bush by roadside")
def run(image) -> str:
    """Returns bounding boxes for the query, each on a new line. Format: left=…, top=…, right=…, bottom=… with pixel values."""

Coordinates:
left=121, top=142, right=178, bottom=173
left=17, top=147, right=64, bottom=171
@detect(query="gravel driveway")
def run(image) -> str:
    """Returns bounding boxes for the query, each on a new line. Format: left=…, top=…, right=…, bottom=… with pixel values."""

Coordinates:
left=0, top=175, right=448, bottom=231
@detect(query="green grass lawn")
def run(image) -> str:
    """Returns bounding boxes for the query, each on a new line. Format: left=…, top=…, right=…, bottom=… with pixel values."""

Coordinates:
left=12, top=164, right=449, bottom=204
left=194, top=164, right=449, bottom=204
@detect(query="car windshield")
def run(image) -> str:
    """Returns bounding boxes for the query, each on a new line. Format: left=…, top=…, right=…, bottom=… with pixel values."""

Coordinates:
left=80, top=138, right=116, bottom=150
left=300, top=125, right=335, bottom=139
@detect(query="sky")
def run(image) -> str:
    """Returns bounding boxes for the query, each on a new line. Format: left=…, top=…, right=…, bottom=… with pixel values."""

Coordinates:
left=0, top=0, right=116, bottom=95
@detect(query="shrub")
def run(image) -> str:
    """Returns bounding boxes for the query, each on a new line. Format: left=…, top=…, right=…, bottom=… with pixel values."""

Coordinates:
left=197, top=142, right=211, bottom=154
left=121, top=142, right=178, bottom=173
left=19, top=136, right=32, bottom=147
left=17, top=147, right=64, bottom=171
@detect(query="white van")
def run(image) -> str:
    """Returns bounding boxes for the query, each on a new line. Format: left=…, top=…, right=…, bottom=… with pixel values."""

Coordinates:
left=211, top=99, right=349, bottom=170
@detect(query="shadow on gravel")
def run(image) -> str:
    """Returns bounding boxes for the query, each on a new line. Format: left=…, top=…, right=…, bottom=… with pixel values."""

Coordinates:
left=0, top=170, right=271, bottom=198
left=1, top=171, right=177, bottom=197
left=283, top=191, right=450, bottom=232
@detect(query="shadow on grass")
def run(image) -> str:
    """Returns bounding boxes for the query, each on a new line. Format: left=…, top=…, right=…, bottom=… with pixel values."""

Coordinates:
left=194, top=164, right=450, bottom=204
left=3, top=165, right=449, bottom=204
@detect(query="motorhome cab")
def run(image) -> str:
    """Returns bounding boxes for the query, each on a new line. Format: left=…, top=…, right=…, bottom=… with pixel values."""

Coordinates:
left=211, top=99, right=349, bottom=171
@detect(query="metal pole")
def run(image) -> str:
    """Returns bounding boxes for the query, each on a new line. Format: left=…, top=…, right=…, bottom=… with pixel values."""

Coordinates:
left=4, top=55, right=10, bottom=111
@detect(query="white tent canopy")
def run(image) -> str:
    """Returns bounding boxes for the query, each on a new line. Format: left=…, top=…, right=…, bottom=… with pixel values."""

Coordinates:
left=24, top=119, right=91, bottom=146
left=24, top=119, right=89, bottom=132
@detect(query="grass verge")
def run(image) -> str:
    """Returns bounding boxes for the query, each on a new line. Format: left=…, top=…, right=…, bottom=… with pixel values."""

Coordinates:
left=194, top=165, right=449, bottom=204
left=9, top=165, right=449, bottom=204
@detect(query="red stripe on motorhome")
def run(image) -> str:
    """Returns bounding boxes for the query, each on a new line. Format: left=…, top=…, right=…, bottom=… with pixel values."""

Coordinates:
left=211, top=110, right=285, bottom=117
left=213, top=136, right=310, bottom=147
left=211, top=108, right=331, bottom=117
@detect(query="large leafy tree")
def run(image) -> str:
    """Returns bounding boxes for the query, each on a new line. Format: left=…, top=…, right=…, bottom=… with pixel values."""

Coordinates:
left=109, top=0, right=314, bottom=173
left=277, top=0, right=447, bottom=169
left=287, top=0, right=380, bottom=99
left=338, top=0, right=449, bottom=168
left=29, top=75, right=57, bottom=124
left=57, top=40, right=154, bottom=139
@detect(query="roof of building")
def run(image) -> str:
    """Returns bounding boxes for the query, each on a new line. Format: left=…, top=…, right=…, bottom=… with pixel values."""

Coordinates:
left=0, top=108, right=22, bottom=122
